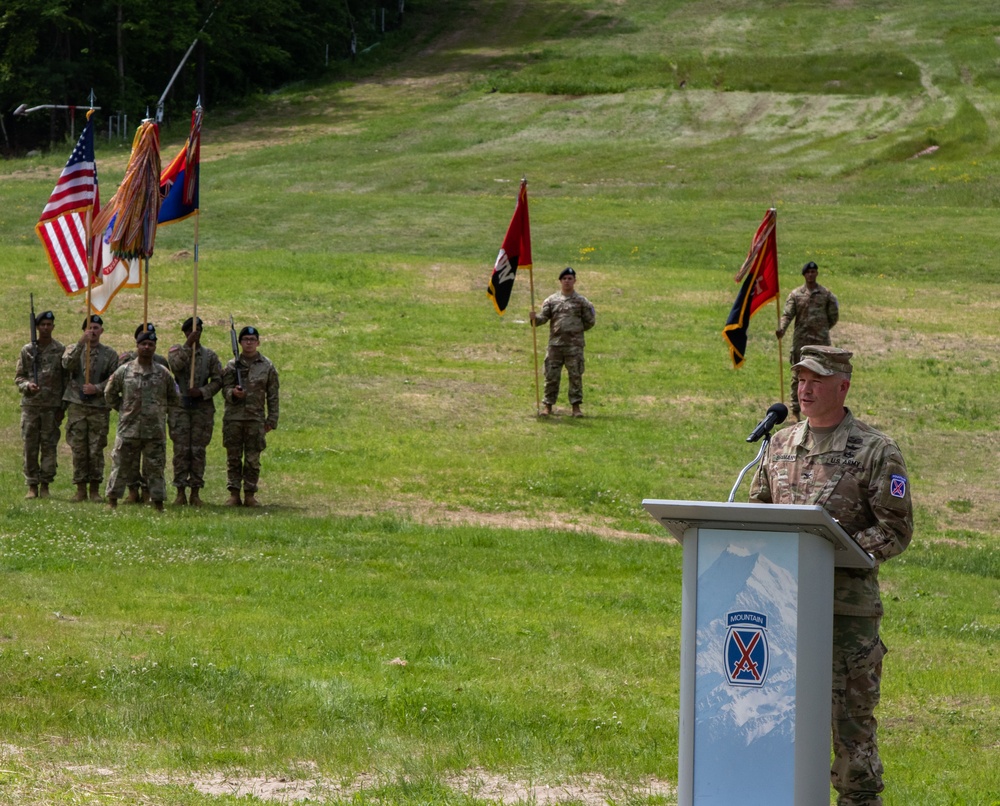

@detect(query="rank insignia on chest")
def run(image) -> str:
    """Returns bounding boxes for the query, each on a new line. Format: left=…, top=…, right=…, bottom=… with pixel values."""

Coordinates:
left=890, top=474, right=907, bottom=498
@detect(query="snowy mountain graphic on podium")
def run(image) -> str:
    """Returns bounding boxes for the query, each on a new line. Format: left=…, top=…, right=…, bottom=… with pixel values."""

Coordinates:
left=693, top=541, right=801, bottom=795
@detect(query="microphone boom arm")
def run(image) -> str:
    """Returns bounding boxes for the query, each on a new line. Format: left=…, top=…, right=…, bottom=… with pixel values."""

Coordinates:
left=728, top=432, right=771, bottom=503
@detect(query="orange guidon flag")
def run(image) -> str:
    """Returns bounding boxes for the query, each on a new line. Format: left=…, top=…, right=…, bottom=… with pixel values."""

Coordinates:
left=722, top=208, right=779, bottom=369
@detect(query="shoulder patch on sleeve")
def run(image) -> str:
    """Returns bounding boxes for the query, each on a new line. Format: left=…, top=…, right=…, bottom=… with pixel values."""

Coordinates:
left=878, top=471, right=911, bottom=512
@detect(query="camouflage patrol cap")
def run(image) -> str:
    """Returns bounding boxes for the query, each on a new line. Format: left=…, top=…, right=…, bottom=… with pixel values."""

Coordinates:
left=794, top=345, right=853, bottom=376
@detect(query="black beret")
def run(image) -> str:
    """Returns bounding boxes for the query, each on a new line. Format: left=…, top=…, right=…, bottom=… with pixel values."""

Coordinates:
left=559, top=267, right=576, bottom=279
left=802, top=261, right=819, bottom=274
left=82, top=314, right=103, bottom=329
left=239, top=326, right=260, bottom=339
left=134, top=323, right=156, bottom=338
left=35, top=311, right=55, bottom=325
left=182, top=316, right=203, bottom=333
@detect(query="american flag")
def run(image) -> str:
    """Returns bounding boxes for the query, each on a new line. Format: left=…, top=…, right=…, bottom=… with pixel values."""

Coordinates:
left=35, top=116, right=99, bottom=295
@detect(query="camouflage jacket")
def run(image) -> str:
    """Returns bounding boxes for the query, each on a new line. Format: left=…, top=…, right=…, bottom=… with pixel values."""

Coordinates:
left=15, top=340, right=66, bottom=409
left=748, top=409, right=913, bottom=617
left=534, top=291, right=596, bottom=347
left=167, top=343, right=224, bottom=410
left=105, top=360, right=181, bottom=441
left=62, top=340, right=119, bottom=409
left=222, top=353, right=280, bottom=429
left=779, top=283, right=839, bottom=347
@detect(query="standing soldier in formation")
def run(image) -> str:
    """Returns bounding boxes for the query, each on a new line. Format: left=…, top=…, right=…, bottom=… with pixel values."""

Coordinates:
left=222, top=325, right=280, bottom=507
left=750, top=346, right=912, bottom=806
left=104, top=328, right=180, bottom=511
left=530, top=267, right=596, bottom=417
left=14, top=310, right=65, bottom=499
left=118, top=322, right=169, bottom=503
left=775, top=261, right=839, bottom=419
left=167, top=317, right=224, bottom=506
left=62, top=315, right=119, bottom=502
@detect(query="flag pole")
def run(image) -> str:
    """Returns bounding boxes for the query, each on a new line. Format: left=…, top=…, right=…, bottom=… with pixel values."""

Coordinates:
left=772, top=207, right=784, bottom=406
left=523, top=175, right=541, bottom=415
left=190, top=210, right=199, bottom=390
left=84, top=206, right=94, bottom=385
left=529, top=266, right=541, bottom=415
left=83, top=106, right=97, bottom=385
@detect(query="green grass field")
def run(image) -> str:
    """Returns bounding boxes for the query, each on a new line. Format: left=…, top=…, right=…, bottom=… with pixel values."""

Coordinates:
left=0, top=1, right=997, bottom=803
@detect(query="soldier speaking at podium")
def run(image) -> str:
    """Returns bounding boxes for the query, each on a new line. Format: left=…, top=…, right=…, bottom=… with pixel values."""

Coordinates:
left=749, top=345, right=913, bottom=806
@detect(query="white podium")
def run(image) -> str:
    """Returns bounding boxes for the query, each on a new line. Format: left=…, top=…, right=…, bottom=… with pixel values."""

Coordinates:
left=642, top=500, right=873, bottom=806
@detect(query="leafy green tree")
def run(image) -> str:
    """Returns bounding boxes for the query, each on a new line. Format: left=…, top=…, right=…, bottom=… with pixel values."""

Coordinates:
left=1, top=0, right=405, bottom=154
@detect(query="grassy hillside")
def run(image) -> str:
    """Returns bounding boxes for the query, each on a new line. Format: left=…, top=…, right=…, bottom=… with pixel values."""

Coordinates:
left=0, top=1, right=997, bottom=803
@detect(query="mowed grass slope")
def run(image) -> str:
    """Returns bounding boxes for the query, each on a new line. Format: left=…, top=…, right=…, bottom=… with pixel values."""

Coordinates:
left=0, top=0, right=997, bottom=803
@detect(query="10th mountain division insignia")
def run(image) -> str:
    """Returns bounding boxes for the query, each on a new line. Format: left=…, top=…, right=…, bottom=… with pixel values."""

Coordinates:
left=725, top=611, right=770, bottom=687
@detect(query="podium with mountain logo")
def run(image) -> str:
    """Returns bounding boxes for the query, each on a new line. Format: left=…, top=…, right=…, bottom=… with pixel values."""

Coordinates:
left=642, top=500, right=873, bottom=806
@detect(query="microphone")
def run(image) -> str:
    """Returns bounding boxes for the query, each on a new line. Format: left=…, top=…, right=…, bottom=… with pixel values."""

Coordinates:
left=746, top=403, right=788, bottom=443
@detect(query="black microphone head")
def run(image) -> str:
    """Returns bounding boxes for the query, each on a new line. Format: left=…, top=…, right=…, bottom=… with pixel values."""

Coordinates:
left=767, top=402, right=789, bottom=423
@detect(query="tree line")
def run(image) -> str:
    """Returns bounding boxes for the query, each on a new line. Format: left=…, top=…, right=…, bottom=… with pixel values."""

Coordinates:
left=0, top=0, right=409, bottom=155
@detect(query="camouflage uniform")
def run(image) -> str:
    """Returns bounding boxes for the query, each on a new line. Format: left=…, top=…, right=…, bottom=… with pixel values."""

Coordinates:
left=534, top=289, right=596, bottom=406
left=104, top=359, right=181, bottom=503
left=117, top=347, right=169, bottom=496
left=62, top=340, right=119, bottom=485
left=779, top=282, right=839, bottom=414
left=749, top=408, right=912, bottom=806
left=167, top=342, right=223, bottom=491
left=222, top=352, right=279, bottom=496
left=14, top=338, right=66, bottom=488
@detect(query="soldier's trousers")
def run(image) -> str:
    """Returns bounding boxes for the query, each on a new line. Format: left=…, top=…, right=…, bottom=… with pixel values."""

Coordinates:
left=65, top=404, right=111, bottom=484
left=106, top=437, right=167, bottom=503
left=223, top=420, right=267, bottom=493
left=831, top=614, right=886, bottom=806
left=543, top=344, right=585, bottom=406
left=169, top=405, right=215, bottom=489
left=21, top=406, right=62, bottom=486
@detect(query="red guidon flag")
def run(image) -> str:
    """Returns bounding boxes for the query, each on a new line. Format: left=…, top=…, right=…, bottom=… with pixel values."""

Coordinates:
left=722, top=208, right=780, bottom=368
left=487, top=179, right=532, bottom=315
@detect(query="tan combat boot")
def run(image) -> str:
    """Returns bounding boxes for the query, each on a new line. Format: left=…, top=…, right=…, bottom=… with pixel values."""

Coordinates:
left=73, top=483, right=88, bottom=502
left=25, top=485, right=39, bottom=499
left=188, top=488, right=203, bottom=507
left=89, top=482, right=102, bottom=502
left=152, top=500, right=164, bottom=512
left=541, top=403, right=552, bottom=416
left=243, top=493, right=260, bottom=508
left=572, top=404, right=583, bottom=418
left=107, top=496, right=118, bottom=510
left=126, top=487, right=140, bottom=504
left=173, top=487, right=187, bottom=506
left=224, top=490, right=242, bottom=507
left=39, top=483, right=50, bottom=498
